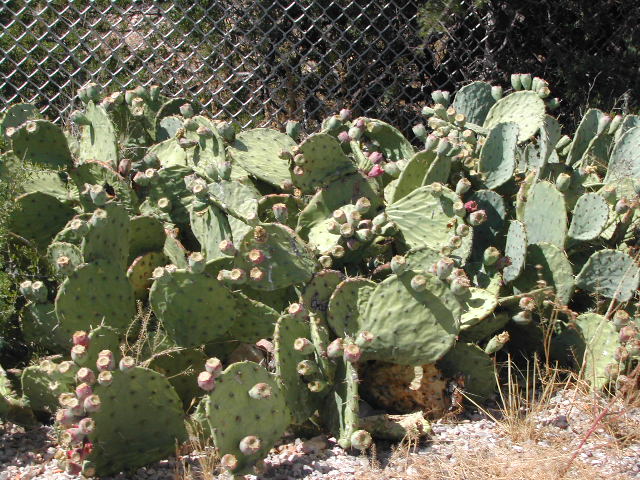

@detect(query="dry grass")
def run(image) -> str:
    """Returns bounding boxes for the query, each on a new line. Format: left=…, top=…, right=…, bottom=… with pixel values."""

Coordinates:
left=358, top=442, right=632, bottom=480
left=174, top=421, right=220, bottom=480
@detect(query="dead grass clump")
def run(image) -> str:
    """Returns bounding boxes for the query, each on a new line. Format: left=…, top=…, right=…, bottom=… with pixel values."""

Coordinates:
left=359, top=442, right=631, bottom=480
left=174, top=420, right=219, bottom=480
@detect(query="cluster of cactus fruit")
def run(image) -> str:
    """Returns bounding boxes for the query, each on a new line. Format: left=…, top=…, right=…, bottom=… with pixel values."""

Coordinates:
left=1, top=72, right=639, bottom=477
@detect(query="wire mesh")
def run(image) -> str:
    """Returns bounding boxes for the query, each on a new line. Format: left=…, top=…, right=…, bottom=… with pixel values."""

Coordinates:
left=1, top=0, right=638, bottom=131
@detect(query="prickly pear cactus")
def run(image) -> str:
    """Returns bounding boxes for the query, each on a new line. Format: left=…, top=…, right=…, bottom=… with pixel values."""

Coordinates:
left=4, top=74, right=640, bottom=475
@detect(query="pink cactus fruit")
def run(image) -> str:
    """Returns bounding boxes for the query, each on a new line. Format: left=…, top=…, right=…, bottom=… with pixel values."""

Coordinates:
left=197, top=371, right=216, bottom=391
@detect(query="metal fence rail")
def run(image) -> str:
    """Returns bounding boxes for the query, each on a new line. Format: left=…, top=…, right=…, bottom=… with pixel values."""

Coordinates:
left=1, top=0, right=638, bottom=130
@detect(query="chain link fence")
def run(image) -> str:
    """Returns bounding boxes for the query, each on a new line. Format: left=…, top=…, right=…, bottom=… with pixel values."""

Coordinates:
left=1, top=0, right=639, bottom=131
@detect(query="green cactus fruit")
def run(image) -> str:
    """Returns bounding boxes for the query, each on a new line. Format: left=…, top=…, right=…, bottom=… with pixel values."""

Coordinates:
left=483, top=91, right=546, bottom=142
left=202, top=361, right=291, bottom=475
left=360, top=271, right=460, bottom=365
left=10, top=119, right=73, bottom=169
left=575, top=249, right=640, bottom=302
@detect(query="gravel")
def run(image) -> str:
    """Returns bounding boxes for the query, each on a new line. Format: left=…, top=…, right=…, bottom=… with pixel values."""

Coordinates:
left=1, top=388, right=639, bottom=479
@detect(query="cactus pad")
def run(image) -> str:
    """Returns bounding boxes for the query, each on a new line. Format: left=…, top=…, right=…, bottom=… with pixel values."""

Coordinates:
left=458, top=288, right=498, bottom=330
left=21, top=303, right=69, bottom=350
left=437, top=342, right=496, bottom=402
left=483, top=91, right=545, bottom=142
left=129, top=215, right=167, bottom=262
left=10, top=192, right=75, bottom=250
left=203, top=361, right=291, bottom=475
left=479, top=122, right=518, bottom=189
left=391, top=150, right=436, bottom=202
left=83, top=367, right=187, bottom=476
left=605, top=126, right=640, bottom=183
left=452, top=81, right=496, bottom=125
left=274, top=314, right=322, bottom=423
left=21, top=363, right=73, bottom=414
left=226, top=292, right=279, bottom=343
left=360, top=271, right=460, bottom=365
left=11, top=120, right=73, bottom=169
left=190, top=203, right=232, bottom=260
left=301, top=270, right=344, bottom=317
left=359, top=118, right=415, bottom=163
left=568, top=193, right=609, bottom=241
left=387, top=184, right=471, bottom=256
left=575, top=249, right=640, bottom=302
left=297, top=173, right=382, bottom=241
left=1, top=103, right=40, bottom=137
left=79, top=102, right=118, bottom=167
left=566, top=109, right=604, bottom=166
left=149, top=269, right=236, bottom=347
left=148, top=347, right=206, bottom=410
left=575, top=313, right=619, bottom=390
left=523, top=181, right=567, bottom=248
left=47, top=242, right=83, bottom=275
left=327, top=278, right=376, bottom=337
left=234, top=224, right=317, bottom=291
left=513, top=242, right=574, bottom=305
left=324, top=359, right=360, bottom=449
left=293, top=133, right=356, bottom=193
left=502, top=220, right=527, bottom=283
left=82, top=204, right=131, bottom=270
left=228, top=128, right=296, bottom=188
left=55, top=259, right=136, bottom=337
left=127, top=251, right=168, bottom=299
